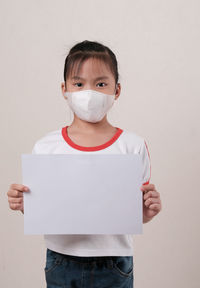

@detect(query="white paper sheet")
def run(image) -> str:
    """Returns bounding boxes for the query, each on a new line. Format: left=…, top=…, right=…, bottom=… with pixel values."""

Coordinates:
left=21, top=154, right=143, bottom=235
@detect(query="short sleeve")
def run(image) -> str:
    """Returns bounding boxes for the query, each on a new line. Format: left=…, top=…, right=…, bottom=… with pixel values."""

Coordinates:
left=139, top=139, right=151, bottom=185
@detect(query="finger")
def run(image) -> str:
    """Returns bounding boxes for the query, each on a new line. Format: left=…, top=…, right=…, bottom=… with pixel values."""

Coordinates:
left=8, top=196, right=23, bottom=204
left=149, top=203, right=161, bottom=211
left=143, top=190, right=160, bottom=200
left=144, top=197, right=160, bottom=208
left=9, top=203, right=23, bottom=210
left=140, top=183, right=155, bottom=192
left=7, top=189, right=24, bottom=198
left=10, top=184, right=29, bottom=192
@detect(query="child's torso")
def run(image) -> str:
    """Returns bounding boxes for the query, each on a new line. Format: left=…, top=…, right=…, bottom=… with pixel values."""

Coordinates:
left=31, top=125, right=150, bottom=256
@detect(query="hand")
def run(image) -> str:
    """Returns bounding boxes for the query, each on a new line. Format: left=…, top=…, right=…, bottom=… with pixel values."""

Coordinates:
left=7, top=183, right=30, bottom=214
left=140, top=183, right=162, bottom=223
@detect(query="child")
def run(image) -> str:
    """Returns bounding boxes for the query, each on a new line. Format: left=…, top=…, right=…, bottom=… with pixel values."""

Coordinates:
left=7, top=40, right=162, bottom=288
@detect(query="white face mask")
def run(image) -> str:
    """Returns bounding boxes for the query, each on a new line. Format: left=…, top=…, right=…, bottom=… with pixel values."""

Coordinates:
left=64, top=89, right=116, bottom=123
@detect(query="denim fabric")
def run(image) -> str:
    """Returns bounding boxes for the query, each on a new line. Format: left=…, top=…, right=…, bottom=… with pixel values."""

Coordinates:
left=44, top=248, right=134, bottom=288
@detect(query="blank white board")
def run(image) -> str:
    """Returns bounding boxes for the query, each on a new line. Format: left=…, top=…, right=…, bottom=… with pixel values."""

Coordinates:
left=21, top=154, right=143, bottom=235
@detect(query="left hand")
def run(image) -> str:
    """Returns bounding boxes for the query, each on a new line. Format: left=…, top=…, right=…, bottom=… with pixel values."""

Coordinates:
left=140, top=183, right=162, bottom=222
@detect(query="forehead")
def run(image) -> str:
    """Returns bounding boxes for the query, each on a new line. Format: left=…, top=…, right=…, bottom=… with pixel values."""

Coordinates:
left=69, top=57, right=113, bottom=79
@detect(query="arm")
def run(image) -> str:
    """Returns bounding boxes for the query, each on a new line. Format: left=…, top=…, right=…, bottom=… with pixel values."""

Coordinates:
left=139, top=140, right=162, bottom=223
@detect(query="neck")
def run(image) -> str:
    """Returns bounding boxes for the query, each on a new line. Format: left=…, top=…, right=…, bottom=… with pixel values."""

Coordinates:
left=69, top=114, right=114, bottom=133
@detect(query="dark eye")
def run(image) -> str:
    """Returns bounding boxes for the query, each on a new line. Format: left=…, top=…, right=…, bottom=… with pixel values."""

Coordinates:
left=74, top=82, right=82, bottom=87
left=97, top=82, right=107, bottom=87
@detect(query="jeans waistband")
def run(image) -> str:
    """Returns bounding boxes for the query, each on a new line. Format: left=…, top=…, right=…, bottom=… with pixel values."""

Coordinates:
left=54, top=251, right=116, bottom=268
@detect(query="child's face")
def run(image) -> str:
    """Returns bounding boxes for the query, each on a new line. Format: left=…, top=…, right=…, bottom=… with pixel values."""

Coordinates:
left=61, top=58, right=121, bottom=100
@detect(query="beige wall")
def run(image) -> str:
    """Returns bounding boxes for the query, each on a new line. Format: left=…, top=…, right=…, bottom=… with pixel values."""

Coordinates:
left=1, top=0, right=200, bottom=287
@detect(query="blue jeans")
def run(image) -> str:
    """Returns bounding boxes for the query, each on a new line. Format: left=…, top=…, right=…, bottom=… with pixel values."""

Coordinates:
left=44, top=248, right=134, bottom=288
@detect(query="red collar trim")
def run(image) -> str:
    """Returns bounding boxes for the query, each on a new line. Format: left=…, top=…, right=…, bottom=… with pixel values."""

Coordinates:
left=61, top=125, right=123, bottom=151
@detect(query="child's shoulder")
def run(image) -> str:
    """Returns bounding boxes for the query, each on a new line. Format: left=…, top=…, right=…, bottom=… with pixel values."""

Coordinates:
left=121, top=128, right=145, bottom=145
left=31, top=128, right=62, bottom=153
left=35, top=128, right=61, bottom=143
left=118, top=128, right=147, bottom=154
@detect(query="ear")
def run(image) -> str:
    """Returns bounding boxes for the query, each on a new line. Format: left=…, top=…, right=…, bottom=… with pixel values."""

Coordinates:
left=114, top=83, right=121, bottom=100
left=61, top=82, right=67, bottom=100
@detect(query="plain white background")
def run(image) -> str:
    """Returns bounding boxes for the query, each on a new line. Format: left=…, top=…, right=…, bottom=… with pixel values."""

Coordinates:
left=0, top=0, right=199, bottom=287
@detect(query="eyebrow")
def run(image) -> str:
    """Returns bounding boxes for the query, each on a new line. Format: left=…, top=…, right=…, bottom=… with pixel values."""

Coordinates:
left=71, top=76, right=109, bottom=81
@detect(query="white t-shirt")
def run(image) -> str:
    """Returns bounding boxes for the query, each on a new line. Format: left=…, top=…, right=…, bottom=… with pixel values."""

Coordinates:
left=32, top=125, right=151, bottom=256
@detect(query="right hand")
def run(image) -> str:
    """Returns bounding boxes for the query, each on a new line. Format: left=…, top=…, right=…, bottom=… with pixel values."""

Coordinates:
left=7, top=183, right=29, bottom=214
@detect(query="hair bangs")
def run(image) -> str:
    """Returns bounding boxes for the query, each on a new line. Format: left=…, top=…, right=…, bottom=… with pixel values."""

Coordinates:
left=66, top=52, right=114, bottom=81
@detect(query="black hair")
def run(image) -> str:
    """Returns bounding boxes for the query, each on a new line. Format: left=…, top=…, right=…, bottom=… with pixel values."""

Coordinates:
left=63, top=40, right=119, bottom=87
